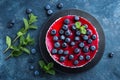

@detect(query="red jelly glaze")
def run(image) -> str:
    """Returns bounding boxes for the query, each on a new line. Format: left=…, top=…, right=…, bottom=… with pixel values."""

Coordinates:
left=45, top=15, right=99, bottom=68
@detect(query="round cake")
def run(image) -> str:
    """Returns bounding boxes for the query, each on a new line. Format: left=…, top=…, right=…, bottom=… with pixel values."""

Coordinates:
left=45, top=15, right=99, bottom=68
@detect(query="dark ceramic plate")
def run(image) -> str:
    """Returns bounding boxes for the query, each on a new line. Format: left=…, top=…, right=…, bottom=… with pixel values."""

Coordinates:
left=39, top=9, right=105, bottom=73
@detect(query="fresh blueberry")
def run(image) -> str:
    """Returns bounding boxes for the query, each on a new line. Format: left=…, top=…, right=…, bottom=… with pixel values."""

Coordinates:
left=60, top=35, right=65, bottom=40
left=26, top=8, right=32, bottom=14
left=59, top=29, right=64, bottom=35
left=51, top=49, right=57, bottom=54
left=73, top=60, right=79, bottom=65
left=8, top=19, right=15, bottom=28
left=74, top=16, right=80, bottom=21
left=79, top=42, right=84, bottom=48
left=64, top=19, right=70, bottom=25
left=84, top=24, right=88, bottom=29
left=74, top=36, right=80, bottom=41
left=53, top=36, right=58, bottom=41
left=65, top=38, right=71, bottom=43
left=31, top=48, right=36, bottom=54
left=76, top=30, right=81, bottom=36
left=45, top=5, right=51, bottom=10
left=65, top=30, right=71, bottom=36
left=87, top=39, right=92, bottom=44
left=74, top=48, right=80, bottom=54
left=86, top=29, right=92, bottom=35
left=47, top=9, right=53, bottom=15
left=92, top=34, right=96, bottom=40
left=54, top=42, right=60, bottom=48
left=71, top=25, right=76, bottom=30
left=59, top=56, right=65, bottom=62
left=90, top=45, right=96, bottom=51
left=83, top=46, right=89, bottom=53
left=83, top=35, right=88, bottom=41
left=79, top=55, right=84, bottom=60
left=62, top=25, right=68, bottom=30
left=70, top=41, right=75, bottom=46
left=63, top=50, right=69, bottom=55
left=108, top=52, right=114, bottom=58
left=58, top=49, right=64, bottom=54
left=57, top=3, right=63, bottom=9
left=86, top=55, right=90, bottom=60
left=34, top=70, right=40, bottom=76
left=51, top=29, right=56, bottom=35
left=69, top=54, right=74, bottom=60
left=29, top=65, right=34, bottom=70
left=62, top=42, right=67, bottom=48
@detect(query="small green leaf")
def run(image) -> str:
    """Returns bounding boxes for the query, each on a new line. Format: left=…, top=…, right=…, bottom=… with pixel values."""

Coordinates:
left=23, top=18, right=29, bottom=30
left=11, top=51, right=22, bottom=57
left=29, top=25, right=38, bottom=30
left=75, top=22, right=81, bottom=29
left=20, top=36, right=25, bottom=45
left=44, top=66, right=49, bottom=71
left=28, top=13, right=38, bottom=25
left=10, top=46, right=20, bottom=51
left=46, top=69, right=55, bottom=75
left=6, top=36, right=11, bottom=47
left=47, top=62, right=54, bottom=70
left=17, top=31, right=23, bottom=37
left=20, top=47, right=30, bottom=54
left=39, top=60, right=46, bottom=68
left=80, top=27, right=87, bottom=34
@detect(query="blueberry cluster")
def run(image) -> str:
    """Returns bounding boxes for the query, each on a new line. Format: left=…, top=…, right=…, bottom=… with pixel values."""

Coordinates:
left=50, top=16, right=97, bottom=66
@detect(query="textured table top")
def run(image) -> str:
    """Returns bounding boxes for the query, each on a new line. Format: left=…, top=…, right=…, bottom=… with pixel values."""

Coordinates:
left=0, top=0, right=120, bottom=80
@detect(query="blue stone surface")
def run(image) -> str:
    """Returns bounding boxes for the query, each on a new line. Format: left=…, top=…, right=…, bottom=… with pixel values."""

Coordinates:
left=0, top=0, right=120, bottom=80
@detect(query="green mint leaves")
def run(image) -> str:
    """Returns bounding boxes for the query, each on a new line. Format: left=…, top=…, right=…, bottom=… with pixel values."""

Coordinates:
left=6, top=36, right=11, bottom=48
left=75, top=22, right=87, bottom=34
left=39, top=60, right=55, bottom=75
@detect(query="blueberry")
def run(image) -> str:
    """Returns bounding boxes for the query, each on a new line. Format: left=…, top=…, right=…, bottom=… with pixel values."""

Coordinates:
left=47, top=9, right=53, bottom=15
left=86, top=29, right=92, bottom=35
left=73, top=60, right=79, bottom=65
left=31, top=48, right=36, bottom=54
left=63, top=50, right=69, bottom=55
left=74, top=48, right=80, bottom=54
left=26, top=8, right=32, bottom=14
left=74, top=16, right=80, bottom=21
left=54, top=42, right=60, bottom=48
left=34, top=70, right=40, bottom=76
left=90, top=45, right=96, bottom=51
left=60, top=35, right=65, bottom=40
left=79, top=55, right=84, bottom=60
left=69, top=55, right=74, bottom=60
left=71, top=25, right=76, bottom=30
left=53, top=36, right=58, bottom=41
left=92, top=34, right=96, bottom=40
left=62, top=42, right=67, bottom=48
left=83, top=46, right=89, bottom=53
left=59, top=56, right=65, bottom=62
left=65, top=30, right=71, bottom=36
left=64, top=19, right=70, bottom=25
left=108, top=52, right=114, bottom=58
left=62, top=25, right=68, bottom=30
left=87, top=39, right=92, bottom=44
left=45, top=5, right=51, bottom=10
left=65, top=38, right=71, bottom=43
left=59, top=29, right=64, bottom=35
left=51, top=49, right=57, bottom=54
left=58, top=49, right=64, bottom=54
left=79, top=42, right=84, bottom=48
left=51, top=29, right=56, bottom=35
left=83, top=35, right=88, bottom=41
left=29, top=65, right=34, bottom=70
left=86, top=55, right=90, bottom=60
left=8, top=20, right=15, bottom=28
left=74, top=36, right=80, bottom=41
left=76, top=31, right=81, bottom=36
left=84, top=24, right=88, bottom=29
left=70, top=41, right=75, bottom=46
left=57, top=3, right=63, bottom=9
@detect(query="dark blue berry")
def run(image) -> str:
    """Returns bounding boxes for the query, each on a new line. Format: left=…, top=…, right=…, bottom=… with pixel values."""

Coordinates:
left=69, top=55, right=74, bottom=60
left=57, top=3, right=63, bottom=9
left=83, top=35, right=88, bottom=41
left=51, top=49, right=57, bottom=54
left=31, top=48, right=36, bottom=54
left=58, top=49, right=64, bottom=54
left=74, top=36, right=80, bottom=41
left=62, top=25, right=68, bottom=30
left=86, top=55, right=90, bottom=60
left=51, top=29, right=56, bottom=35
left=74, top=16, right=79, bottom=21
left=83, top=46, right=89, bottom=53
left=86, top=29, right=92, bottom=35
left=29, top=65, right=34, bottom=70
left=74, top=48, right=80, bottom=54
left=8, top=20, right=15, bottom=28
left=92, top=34, right=96, bottom=40
left=65, top=30, right=71, bottom=36
left=53, top=36, right=58, bottom=41
left=87, top=39, right=92, bottom=44
left=90, top=45, right=96, bottom=51
left=65, top=38, right=71, bottom=43
left=26, top=8, right=32, bottom=14
left=70, top=41, right=75, bottom=46
left=54, top=42, right=60, bottom=48
left=71, top=25, right=76, bottom=30
left=79, top=42, right=84, bottom=48
left=79, top=55, right=84, bottom=60
left=59, top=29, right=64, bottom=35
left=34, top=70, right=40, bottom=76
left=64, top=19, right=70, bottom=25
left=59, top=56, right=65, bottom=62
left=60, top=35, right=65, bottom=40
left=76, top=31, right=81, bottom=36
left=63, top=50, right=69, bottom=55
left=47, top=9, right=53, bottom=15
left=62, top=42, right=67, bottom=48
left=73, top=60, right=79, bottom=65
left=109, top=52, right=114, bottom=58
left=45, top=5, right=51, bottom=10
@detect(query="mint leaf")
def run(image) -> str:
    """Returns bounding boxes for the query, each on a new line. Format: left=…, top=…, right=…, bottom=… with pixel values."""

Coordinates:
left=23, top=18, right=29, bottom=30
left=11, top=51, right=22, bottom=57
left=28, top=13, right=37, bottom=25
left=20, top=36, right=25, bottom=45
left=39, top=60, right=46, bottom=68
left=10, top=46, right=20, bottom=51
left=44, top=66, right=49, bottom=71
left=6, top=36, right=11, bottom=47
left=47, top=62, right=54, bottom=70
left=20, top=47, right=30, bottom=54
left=75, top=22, right=81, bottom=29
left=80, top=26, right=87, bottom=34
left=29, top=25, right=38, bottom=30
left=17, top=31, right=23, bottom=37
left=46, top=69, right=55, bottom=75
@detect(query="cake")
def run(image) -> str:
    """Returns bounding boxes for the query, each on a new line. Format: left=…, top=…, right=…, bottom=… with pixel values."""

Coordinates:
left=45, top=15, right=99, bottom=68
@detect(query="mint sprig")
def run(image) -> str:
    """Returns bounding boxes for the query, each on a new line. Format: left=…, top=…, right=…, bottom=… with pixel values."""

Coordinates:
left=39, top=60, right=55, bottom=75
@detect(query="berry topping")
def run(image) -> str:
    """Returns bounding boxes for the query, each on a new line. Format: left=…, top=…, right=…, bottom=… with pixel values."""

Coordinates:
left=64, top=19, right=70, bottom=25
left=84, top=24, right=88, bottom=29
left=70, top=41, right=75, bottom=46
left=79, top=55, right=84, bottom=60
left=26, top=8, right=32, bottom=14
left=57, top=3, right=63, bottom=9
left=73, top=60, right=79, bottom=65
left=79, top=42, right=84, bottom=48
left=60, top=56, right=65, bottom=62
left=71, top=25, right=76, bottom=30
left=45, top=5, right=51, bottom=10
left=63, top=50, right=69, bottom=55
left=51, top=29, right=56, bottom=35
left=53, top=36, right=59, bottom=41
left=60, top=35, right=65, bottom=40
left=65, top=38, right=71, bottom=43
left=54, top=42, right=60, bottom=48
left=69, top=54, right=74, bottom=60
left=59, top=29, right=64, bottom=35
left=74, top=48, right=80, bottom=54
left=62, top=25, right=68, bottom=30
left=58, top=49, right=64, bottom=54
left=108, top=52, right=114, bottom=58
left=47, top=10, right=53, bottom=15
left=65, top=30, right=71, bottom=36
left=86, top=55, right=90, bottom=60
left=74, top=16, right=80, bottom=21
left=74, top=36, right=80, bottom=41
left=87, top=39, right=92, bottom=44
left=90, top=45, right=96, bottom=51
left=83, top=46, right=89, bottom=53
left=83, top=35, right=88, bottom=41
left=62, top=42, right=67, bottom=48
left=76, top=30, right=81, bottom=36
left=51, top=49, right=57, bottom=54
left=92, top=34, right=96, bottom=40
left=86, top=29, right=92, bottom=35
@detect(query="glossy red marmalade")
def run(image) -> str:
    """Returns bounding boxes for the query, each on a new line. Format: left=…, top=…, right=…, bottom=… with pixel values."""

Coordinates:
left=45, top=15, right=99, bottom=68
